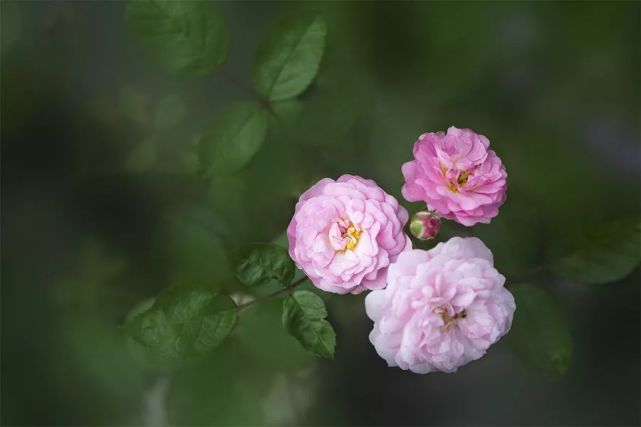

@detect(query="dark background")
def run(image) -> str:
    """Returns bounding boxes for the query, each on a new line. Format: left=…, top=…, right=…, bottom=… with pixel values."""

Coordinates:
left=2, top=1, right=640, bottom=425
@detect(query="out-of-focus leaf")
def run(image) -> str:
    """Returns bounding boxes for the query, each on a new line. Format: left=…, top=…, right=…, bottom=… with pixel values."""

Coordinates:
left=125, top=297, right=157, bottom=368
left=551, top=216, right=641, bottom=284
left=199, top=101, right=268, bottom=176
left=177, top=136, right=200, bottom=174
left=236, top=299, right=314, bottom=371
left=120, top=88, right=150, bottom=126
left=127, top=285, right=237, bottom=367
left=237, top=244, right=295, bottom=288
left=126, top=0, right=228, bottom=75
left=282, top=290, right=335, bottom=359
left=126, top=137, right=156, bottom=172
left=168, top=340, right=269, bottom=425
left=507, top=284, right=572, bottom=376
left=252, top=12, right=326, bottom=101
left=153, top=93, right=186, bottom=131
left=154, top=205, right=230, bottom=288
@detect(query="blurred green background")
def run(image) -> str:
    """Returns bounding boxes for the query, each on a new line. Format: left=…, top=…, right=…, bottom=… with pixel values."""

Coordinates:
left=2, top=1, right=639, bottom=425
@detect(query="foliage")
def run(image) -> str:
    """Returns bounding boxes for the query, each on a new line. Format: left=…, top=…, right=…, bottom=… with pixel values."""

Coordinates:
left=252, top=12, right=327, bottom=101
left=237, top=244, right=295, bottom=288
left=507, top=284, right=572, bottom=376
left=126, top=0, right=228, bottom=75
left=551, top=216, right=641, bottom=285
left=282, top=291, right=336, bottom=359
left=198, top=101, right=269, bottom=176
left=127, top=285, right=237, bottom=367
left=2, top=0, right=640, bottom=424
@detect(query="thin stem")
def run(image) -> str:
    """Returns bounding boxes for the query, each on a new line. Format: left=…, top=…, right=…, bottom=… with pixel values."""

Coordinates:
left=236, top=276, right=309, bottom=312
left=213, top=64, right=274, bottom=112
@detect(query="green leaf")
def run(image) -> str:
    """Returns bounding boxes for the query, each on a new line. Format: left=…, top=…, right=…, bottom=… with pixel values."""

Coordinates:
left=507, top=284, right=572, bottom=376
left=126, top=0, right=228, bottom=75
left=127, top=285, right=237, bottom=367
left=237, top=244, right=295, bottom=288
left=252, top=12, right=326, bottom=101
left=199, top=101, right=268, bottom=176
left=551, top=216, right=641, bottom=284
left=282, top=290, right=335, bottom=359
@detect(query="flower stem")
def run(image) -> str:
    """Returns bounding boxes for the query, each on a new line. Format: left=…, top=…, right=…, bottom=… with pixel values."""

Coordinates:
left=236, top=276, right=309, bottom=312
left=213, top=63, right=273, bottom=112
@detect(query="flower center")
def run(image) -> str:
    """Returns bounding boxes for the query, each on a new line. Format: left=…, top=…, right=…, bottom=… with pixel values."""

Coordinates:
left=446, top=170, right=471, bottom=193
left=343, top=224, right=361, bottom=250
left=329, top=219, right=362, bottom=252
left=434, top=307, right=467, bottom=332
left=457, top=170, right=470, bottom=186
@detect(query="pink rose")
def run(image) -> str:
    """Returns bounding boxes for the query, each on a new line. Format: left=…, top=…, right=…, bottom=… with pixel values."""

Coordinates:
left=401, top=127, right=507, bottom=226
left=287, top=175, right=411, bottom=294
left=365, top=237, right=515, bottom=373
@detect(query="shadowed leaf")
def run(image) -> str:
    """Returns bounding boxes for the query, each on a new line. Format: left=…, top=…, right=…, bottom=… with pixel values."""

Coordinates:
left=126, top=0, right=228, bottom=75
left=507, top=284, right=572, bottom=376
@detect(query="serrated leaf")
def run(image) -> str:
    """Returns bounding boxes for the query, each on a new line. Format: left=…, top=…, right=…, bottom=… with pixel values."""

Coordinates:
left=507, top=284, right=572, bottom=376
left=237, top=244, right=295, bottom=288
left=282, top=290, right=335, bottom=359
left=551, top=216, right=641, bottom=285
left=126, top=0, right=228, bottom=75
left=252, top=12, right=326, bottom=101
left=126, top=285, right=237, bottom=367
left=199, top=101, right=268, bottom=176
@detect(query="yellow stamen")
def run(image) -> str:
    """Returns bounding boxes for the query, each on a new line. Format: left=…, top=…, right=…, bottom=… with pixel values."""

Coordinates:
left=457, top=170, right=470, bottom=186
left=343, top=225, right=361, bottom=250
left=434, top=307, right=467, bottom=332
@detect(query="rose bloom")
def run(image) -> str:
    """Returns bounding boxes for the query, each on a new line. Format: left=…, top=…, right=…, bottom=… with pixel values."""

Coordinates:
left=365, top=237, right=515, bottom=373
left=287, top=175, right=411, bottom=294
left=401, top=127, right=507, bottom=226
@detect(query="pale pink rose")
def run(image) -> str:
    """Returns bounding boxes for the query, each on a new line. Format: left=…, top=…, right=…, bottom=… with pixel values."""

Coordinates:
left=365, top=237, right=515, bottom=373
left=287, top=175, right=411, bottom=294
left=401, top=127, right=507, bottom=226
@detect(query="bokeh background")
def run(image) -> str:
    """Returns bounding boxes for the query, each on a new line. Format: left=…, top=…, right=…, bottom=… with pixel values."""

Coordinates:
left=2, top=1, right=640, bottom=425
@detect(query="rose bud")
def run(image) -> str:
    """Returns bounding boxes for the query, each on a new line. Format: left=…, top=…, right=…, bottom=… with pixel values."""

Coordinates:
left=409, top=211, right=441, bottom=241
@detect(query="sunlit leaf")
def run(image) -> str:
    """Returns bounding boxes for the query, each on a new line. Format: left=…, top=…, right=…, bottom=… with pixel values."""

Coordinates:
left=237, top=244, right=295, bottom=288
left=252, top=12, right=326, bottom=101
left=126, top=0, right=228, bottom=75
left=282, top=290, right=335, bottom=359
left=507, top=284, right=572, bottom=376
left=127, top=285, right=237, bottom=366
left=551, top=216, right=641, bottom=284
left=199, top=101, right=268, bottom=176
